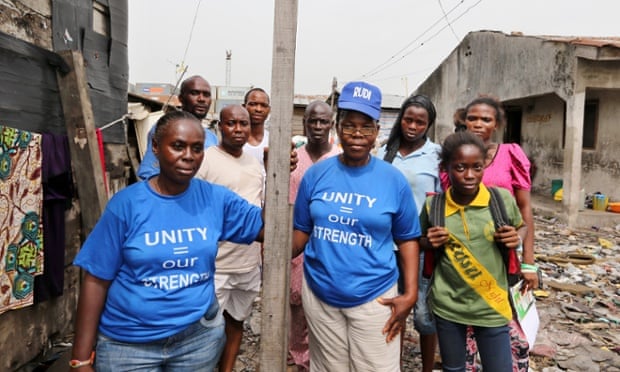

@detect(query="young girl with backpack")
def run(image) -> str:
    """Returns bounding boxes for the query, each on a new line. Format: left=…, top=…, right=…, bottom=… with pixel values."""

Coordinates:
left=420, top=131, right=526, bottom=371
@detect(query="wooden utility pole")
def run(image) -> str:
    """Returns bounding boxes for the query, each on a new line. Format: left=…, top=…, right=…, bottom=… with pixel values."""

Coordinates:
left=260, top=0, right=298, bottom=370
left=56, top=50, right=108, bottom=239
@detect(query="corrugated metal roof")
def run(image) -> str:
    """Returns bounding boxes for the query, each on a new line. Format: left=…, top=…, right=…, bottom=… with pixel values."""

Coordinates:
left=293, top=94, right=330, bottom=106
left=293, top=93, right=405, bottom=109
left=507, top=31, right=620, bottom=49
left=535, top=35, right=620, bottom=49
left=128, top=92, right=181, bottom=108
left=382, top=94, right=406, bottom=109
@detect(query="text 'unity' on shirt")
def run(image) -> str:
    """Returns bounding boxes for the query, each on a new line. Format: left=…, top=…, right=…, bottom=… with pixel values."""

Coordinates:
left=145, top=227, right=208, bottom=246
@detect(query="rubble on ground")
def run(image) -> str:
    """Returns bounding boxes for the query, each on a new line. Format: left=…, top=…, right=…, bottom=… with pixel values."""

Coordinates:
left=237, top=213, right=620, bottom=371
left=22, top=207, right=620, bottom=371
left=527, top=214, right=620, bottom=371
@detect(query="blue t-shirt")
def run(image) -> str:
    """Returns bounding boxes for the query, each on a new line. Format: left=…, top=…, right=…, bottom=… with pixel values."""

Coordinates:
left=137, top=125, right=218, bottom=180
left=74, top=179, right=263, bottom=342
left=294, top=156, right=421, bottom=308
left=376, top=138, right=442, bottom=214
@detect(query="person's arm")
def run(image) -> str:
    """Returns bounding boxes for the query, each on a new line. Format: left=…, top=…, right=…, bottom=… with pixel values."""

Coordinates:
left=379, top=239, right=419, bottom=343
left=292, top=229, right=309, bottom=258
left=262, top=142, right=298, bottom=172
left=514, top=189, right=534, bottom=262
left=71, top=272, right=111, bottom=370
left=255, top=228, right=264, bottom=243
left=289, top=142, right=298, bottom=172
left=253, top=207, right=265, bottom=243
left=514, top=188, right=539, bottom=290
left=504, top=144, right=538, bottom=288
left=136, top=126, right=159, bottom=180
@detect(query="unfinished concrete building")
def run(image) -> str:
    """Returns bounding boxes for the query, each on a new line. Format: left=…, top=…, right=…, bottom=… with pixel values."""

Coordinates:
left=414, top=30, right=620, bottom=227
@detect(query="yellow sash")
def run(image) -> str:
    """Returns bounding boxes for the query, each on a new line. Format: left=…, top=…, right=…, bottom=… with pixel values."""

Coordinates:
left=444, top=233, right=512, bottom=321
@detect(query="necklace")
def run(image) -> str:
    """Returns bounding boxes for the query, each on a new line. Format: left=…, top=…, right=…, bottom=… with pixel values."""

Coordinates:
left=151, top=176, right=171, bottom=195
left=150, top=178, right=163, bottom=195
left=150, top=177, right=188, bottom=196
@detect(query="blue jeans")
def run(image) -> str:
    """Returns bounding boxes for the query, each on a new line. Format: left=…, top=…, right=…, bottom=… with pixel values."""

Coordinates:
left=95, top=301, right=225, bottom=371
left=435, top=315, right=512, bottom=372
left=413, top=251, right=436, bottom=335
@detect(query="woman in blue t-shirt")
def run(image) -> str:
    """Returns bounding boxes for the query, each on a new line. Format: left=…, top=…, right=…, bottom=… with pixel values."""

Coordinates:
left=70, top=111, right=264, bottom=371
left=292, top=81, right=421, bottom=371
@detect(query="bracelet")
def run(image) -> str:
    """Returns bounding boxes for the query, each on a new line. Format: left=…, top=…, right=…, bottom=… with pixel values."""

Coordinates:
left=520, top=263, right=539, bottom=272
left=69, top=351, right=95, bottom=369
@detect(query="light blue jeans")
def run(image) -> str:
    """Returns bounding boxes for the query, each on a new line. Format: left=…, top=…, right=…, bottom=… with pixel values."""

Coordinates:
left=435, top=315, right=512, bottom=372
left=413, top=251, right=436, bottom=335
left=95, top=301, right=225, bottom=371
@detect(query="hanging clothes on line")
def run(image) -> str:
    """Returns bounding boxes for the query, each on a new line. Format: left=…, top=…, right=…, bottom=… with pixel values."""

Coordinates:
left=34, top=132, right=73, bottom=303
left=0, top=125, right=43, bottom=314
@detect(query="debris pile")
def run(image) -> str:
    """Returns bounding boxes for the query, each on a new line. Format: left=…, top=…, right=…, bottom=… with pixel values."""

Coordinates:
left=528, top=215, right=620, bottom=371
left=237, top=214, right=620, bottom=371
left=24, top=209, right=620, bottom=371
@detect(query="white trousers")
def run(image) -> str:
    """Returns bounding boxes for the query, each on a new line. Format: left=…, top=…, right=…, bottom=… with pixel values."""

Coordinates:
left=302, top=276, right=400, bottom=372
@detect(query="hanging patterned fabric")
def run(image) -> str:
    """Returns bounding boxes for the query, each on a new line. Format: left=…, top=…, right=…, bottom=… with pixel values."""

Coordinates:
left=0, top=125, right=43, bottom=314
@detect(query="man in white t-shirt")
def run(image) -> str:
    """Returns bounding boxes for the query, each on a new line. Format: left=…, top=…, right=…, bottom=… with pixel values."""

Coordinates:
left=242, top=88, right=270, bottom=169
left=196, top=104, right=264, bottom=372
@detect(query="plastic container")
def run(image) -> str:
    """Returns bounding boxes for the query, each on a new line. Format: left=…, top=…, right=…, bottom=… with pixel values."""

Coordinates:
left=551, top=179, right=563, bottom=196
left=593, top=194, right=608, bottom=211
left=608, top=202, right=620, bottom=213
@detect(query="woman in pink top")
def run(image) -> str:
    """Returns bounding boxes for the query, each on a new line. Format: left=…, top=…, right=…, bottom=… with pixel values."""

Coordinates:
left=462, top=97, right=536, bottom=288
left=444, top=96, right=538, bottom=372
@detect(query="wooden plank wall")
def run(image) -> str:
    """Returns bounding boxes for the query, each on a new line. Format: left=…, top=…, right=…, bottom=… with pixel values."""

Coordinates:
left=53, top=0, right=128, bottom=144
left=0, top=32, right=67, bottom=133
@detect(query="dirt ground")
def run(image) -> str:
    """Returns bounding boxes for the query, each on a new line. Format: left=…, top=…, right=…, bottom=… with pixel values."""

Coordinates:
left=22, top=202, right=620, bottom=371
left=233, top=302, right=428, bottom=371
left=233, top=302, right=559, bottom=372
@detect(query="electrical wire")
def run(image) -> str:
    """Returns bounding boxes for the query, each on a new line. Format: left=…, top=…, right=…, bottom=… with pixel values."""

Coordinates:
left=163, top=0, right=201, bottom=109
left=179, top=0, right=203, bottom=72
left=438, top=0, right=461, bottom=42
left=369, top=66, right=435, bottom=83
left=360, top=0, right=482, bottom=80
left=360, top=0, right=466, bottom=79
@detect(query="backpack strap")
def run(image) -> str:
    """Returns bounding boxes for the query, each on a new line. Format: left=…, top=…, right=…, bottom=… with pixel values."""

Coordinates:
left=488, top=187, right=510, bottom=228
left=488, top=187, right=521, bottom=285
left=423, top=192, right=446, bottom=279
left=429, top=192, right=446, bottom=227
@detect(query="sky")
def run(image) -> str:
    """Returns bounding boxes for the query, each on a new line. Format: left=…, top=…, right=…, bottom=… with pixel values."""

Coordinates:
left=128, top=0, right=619, bottom=97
